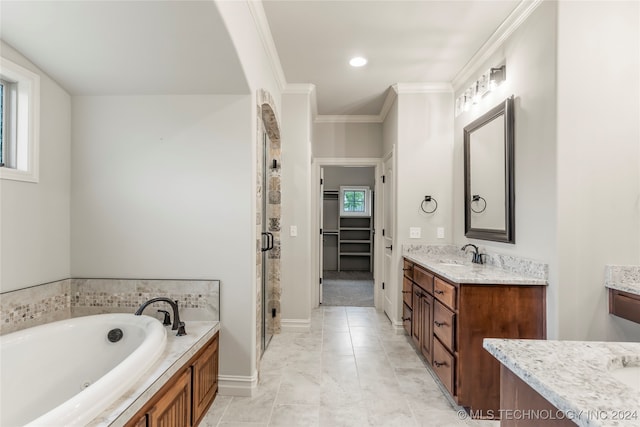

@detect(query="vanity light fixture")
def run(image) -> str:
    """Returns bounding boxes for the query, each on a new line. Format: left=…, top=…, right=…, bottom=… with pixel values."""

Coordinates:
left=489, top=65, right=506, bottom=89
left=349, top=56, right=367, bottom=67
left=455, top=64, right=507, bottom=117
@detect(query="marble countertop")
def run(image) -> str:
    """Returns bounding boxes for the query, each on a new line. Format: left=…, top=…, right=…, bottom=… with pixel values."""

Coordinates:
left=403, top=252, right=547, bottom=285
left=484, top=339, right=640, bottom=427
left=88, top=320, right=220, bottom=426
left=605, top=265, right=640, bottom=296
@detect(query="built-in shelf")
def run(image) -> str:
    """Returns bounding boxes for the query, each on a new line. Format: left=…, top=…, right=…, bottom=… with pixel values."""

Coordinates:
left=322, top=190, right=373, bottom=272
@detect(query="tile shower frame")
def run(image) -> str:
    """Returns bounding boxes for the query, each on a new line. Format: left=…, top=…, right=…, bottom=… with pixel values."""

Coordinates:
left=256, top=89, right=282, bottom=376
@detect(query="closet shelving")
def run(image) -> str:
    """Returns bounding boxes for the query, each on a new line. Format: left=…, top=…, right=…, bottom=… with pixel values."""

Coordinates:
left=323, top=189, right=372, bottom=272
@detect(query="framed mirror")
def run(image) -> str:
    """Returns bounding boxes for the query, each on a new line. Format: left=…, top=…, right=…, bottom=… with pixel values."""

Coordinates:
left=464, top=95, right=514, bottom=243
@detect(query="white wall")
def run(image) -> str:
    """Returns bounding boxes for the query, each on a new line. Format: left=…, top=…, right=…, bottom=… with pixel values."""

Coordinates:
left=453, top=2, right=560, bottom=336
left=556, top=0, right=640, bottom=341
left=391, top=90, right=454, bottom=322
left=0, top=41, right=71, bottom=292
left=71, top=94, right=257, bottom=378
left=313, top=122, right=383, bottom=158
left=280, top=90, right=313, bottom=326
left=323, top=166, right=375, bottom=190
left=453, top=1, right=640, bottom=342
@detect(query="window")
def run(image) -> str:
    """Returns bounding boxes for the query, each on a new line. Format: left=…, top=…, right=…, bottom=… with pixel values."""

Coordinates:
left=339, top=186, right=371, bottom=217
left=0, top=57, right=40, bottom=183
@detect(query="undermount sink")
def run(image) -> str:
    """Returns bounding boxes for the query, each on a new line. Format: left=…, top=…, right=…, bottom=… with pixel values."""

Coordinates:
left=609, top=366, right=640, bottom=392
left=438, top=259, right=466, bottom=267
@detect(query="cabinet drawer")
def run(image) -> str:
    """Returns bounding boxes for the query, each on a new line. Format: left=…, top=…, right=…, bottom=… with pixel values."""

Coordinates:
left=403, top=259, right=414, bottom=280
left=434, top=277, right=456, bottom=309
left=414, top=265, right=434, bottom=295
left=433, top=338, right=455, bottom=397
left=609, top=289, right=640, bottom=324
left=403, top=303, right=412, bottom=336
left=403, top=277, right=414, bottom=308
left=433, top=301, right=455, bottom=352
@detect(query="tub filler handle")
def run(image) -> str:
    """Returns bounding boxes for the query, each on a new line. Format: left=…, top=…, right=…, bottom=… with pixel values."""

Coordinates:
left=135, top=298, right=187, bottom=336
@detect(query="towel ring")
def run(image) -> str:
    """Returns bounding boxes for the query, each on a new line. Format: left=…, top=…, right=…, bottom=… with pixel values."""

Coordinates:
left=421, top=196, right=438, bottom=214
left=471, top=195, right=487, bottom=213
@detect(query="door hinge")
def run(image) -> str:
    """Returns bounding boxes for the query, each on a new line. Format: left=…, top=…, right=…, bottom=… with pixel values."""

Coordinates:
left=382, top=282, right=385, bottom=290
left=320, top=178, right=324, bottom=185
left=319, top=277, right=323, bottom=284
left=382, top=229, right=385, bottom=236
left=272, top=308, right=277, bottom=318
left=320, top=228, right=323, bottom=235
left=382, top=175, right=386, bottom=183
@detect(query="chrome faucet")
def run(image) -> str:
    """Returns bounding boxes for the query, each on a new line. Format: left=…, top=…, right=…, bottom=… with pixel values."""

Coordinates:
left=461, top=243, right=485, bottom=265
left=135, top=297, right=186, bottom=336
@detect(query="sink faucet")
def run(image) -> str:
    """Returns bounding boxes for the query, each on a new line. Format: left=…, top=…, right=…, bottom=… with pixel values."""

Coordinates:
left=461, top=243, right=485, bottom=265
left=135, top=297, right=186, bottom=336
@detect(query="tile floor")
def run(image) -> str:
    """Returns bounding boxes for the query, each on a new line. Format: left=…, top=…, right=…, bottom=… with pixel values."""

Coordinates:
left=201, top=306, right=499, bottom=427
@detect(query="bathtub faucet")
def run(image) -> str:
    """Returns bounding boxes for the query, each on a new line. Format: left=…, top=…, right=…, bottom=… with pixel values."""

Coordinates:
left=135, top=298, right=187, bottom=336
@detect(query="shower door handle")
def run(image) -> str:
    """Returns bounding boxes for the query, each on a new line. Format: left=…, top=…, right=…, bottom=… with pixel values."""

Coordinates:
left=262, top=232, right=274, bottom=252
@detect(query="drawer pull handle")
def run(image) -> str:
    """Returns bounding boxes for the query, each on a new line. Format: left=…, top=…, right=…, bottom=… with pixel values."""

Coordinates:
left=402, top=317, right=411, bottom=321
left=434, top=361, right=447, bottom=368
left=402, top=268, right=412, bottom=271
left=434, top=290, right=445, bottom=295
left=402, top=290, right=411, bottom=294
left=434, top=321, right=445, bottom=327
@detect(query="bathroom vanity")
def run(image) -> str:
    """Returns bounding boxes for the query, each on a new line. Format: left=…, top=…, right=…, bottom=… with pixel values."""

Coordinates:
left=605, top=265, right=640, bottom=325
left=484, top=339, right=640, bottom=427
left=403, top=250, right=547, bottom=419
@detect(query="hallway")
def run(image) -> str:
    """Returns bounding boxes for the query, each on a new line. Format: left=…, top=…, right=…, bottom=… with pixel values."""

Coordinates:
left=202, top=307, right=498, bottom=427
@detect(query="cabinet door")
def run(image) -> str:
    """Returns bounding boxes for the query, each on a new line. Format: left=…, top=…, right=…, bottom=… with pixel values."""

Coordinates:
left=192, top=335, right=219, bottom=425
left=419, top=293, right=433, bottom=364
left=148, top=369, right=192, bottom=427
left=411, top=284, right=423, bottom=348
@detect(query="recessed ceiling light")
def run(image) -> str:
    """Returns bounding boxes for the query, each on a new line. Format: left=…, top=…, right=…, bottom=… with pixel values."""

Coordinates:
left=349, top=57, right=367, bottom=67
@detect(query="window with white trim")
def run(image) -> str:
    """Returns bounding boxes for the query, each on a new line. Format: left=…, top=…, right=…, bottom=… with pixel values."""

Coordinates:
left=0, top=57, right=40, bottom=183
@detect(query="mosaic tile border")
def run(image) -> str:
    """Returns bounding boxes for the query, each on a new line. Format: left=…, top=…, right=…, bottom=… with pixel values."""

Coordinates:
left=1, top=278, right=220, bottom=335
left=0, top=279, right=71, bottom=335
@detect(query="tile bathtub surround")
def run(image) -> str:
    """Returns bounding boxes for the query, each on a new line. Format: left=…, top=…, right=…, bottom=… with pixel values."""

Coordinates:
left=483, top=339, right=640, bottom=427
left=70, top=279, right=220, bottom=321
left=404, top=244, right=549, bottom=281
left=201, top=306, right=498, bottom=427
left=0, top=279, right=71, bottom=335
left=605, top=265, right=640, bottom=295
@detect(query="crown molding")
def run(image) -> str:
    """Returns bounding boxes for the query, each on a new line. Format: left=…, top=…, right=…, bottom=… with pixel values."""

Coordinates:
left=394, top=82, right=453, bottom=94
left=452, top=0, right=543, bottom=91
left=283, top=83, right=315, bottom=95
left=247, top=0, right=287, bottom=93
left=314, top=115, right=382, bottom=124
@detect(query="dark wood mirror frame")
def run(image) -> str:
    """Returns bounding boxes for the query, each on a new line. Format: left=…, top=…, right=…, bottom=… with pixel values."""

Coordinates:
left=464, top=95, right=515, bottom=243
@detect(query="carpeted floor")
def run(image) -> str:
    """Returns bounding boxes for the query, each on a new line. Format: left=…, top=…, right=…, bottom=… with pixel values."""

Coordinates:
left=322, top=270, right=374, bottom=306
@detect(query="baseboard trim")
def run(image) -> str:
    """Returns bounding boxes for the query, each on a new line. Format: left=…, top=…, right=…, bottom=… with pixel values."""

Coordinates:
left=392, top=320, right=405, bottom=335
left=218, top=374, right=258, bottom=397
left=281, top=318, right=311, bottom=332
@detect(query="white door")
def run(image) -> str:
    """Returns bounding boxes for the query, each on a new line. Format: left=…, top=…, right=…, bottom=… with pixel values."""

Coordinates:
left=319, top=168, right=324, bottom=304
left=382, top=155, right=394, bottom=318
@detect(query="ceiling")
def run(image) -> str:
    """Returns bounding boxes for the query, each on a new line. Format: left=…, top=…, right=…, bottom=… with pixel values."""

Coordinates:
left=0, top=1, right=248, bottom=96
left=262, top=0, right=521, bottom=116
left=0, top=0, right=522, bottom=116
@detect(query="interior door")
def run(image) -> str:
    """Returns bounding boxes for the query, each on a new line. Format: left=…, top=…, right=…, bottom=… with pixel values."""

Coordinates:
left=382, top=155, right=394, bottom=318
left=319, top=167, right=324, bottom=304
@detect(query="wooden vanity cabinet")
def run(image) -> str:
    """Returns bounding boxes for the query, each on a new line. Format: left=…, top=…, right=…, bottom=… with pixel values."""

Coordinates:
left=126, top=332, right=219, bottom=427
left=402, top=258, right=546, bottom=419
left=609, top=289, right=640, bottom=324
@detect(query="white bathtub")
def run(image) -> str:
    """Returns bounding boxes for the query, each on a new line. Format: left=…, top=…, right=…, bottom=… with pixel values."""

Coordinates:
left=0, top=313, right=167, bottom=427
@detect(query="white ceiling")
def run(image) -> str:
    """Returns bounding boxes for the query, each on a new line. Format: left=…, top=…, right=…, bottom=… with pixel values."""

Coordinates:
left=0, top=1, right=248, bottom=96
left=263, top=0, right=522, bottom=116
left=1, top=0, right=523, bottom=116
